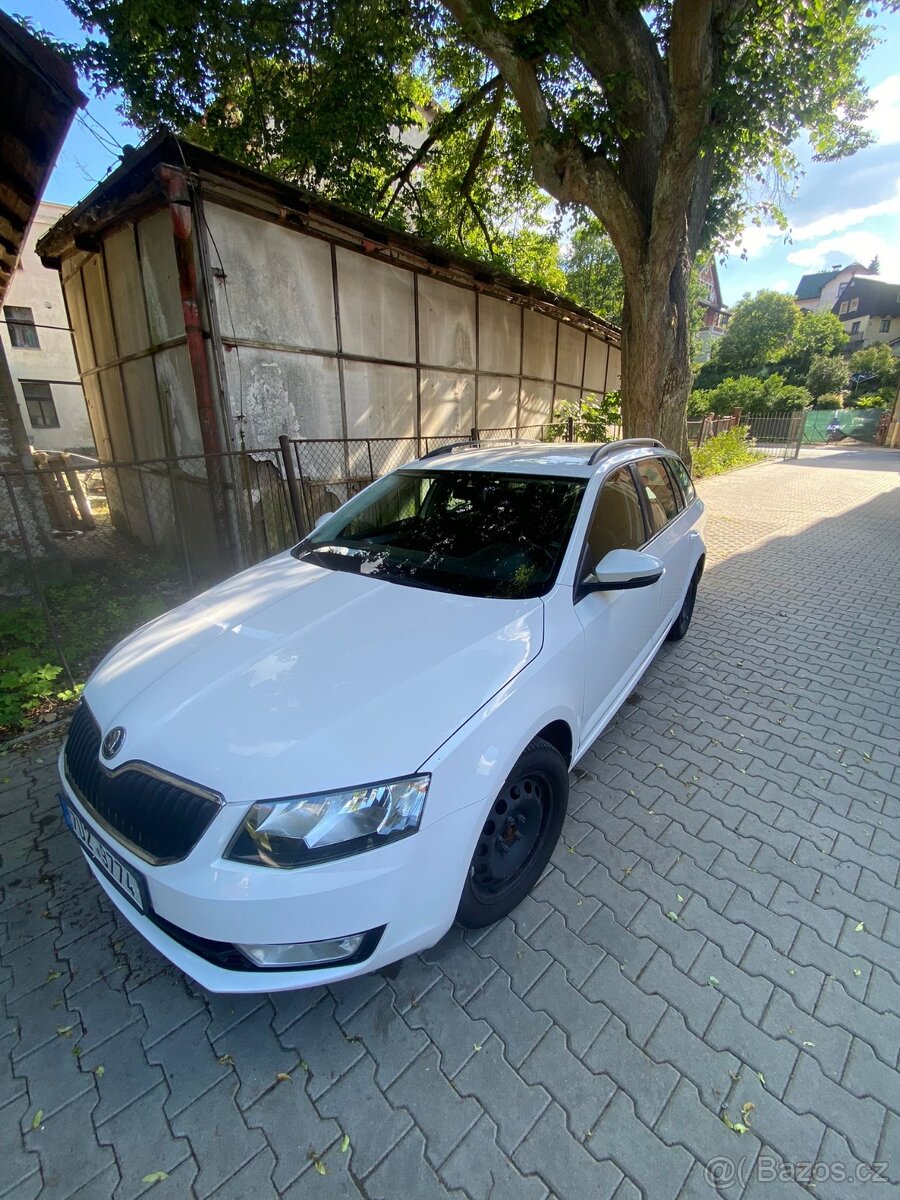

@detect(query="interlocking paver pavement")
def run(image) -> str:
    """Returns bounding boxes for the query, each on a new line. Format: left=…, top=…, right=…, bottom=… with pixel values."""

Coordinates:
left=2, top=444, right=899, bottom=1199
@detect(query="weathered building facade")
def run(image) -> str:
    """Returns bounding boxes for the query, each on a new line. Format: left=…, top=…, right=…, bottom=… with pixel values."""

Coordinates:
left=38, top=135, right=620, bottom=456
left=37, top=135, right=621, bottom=566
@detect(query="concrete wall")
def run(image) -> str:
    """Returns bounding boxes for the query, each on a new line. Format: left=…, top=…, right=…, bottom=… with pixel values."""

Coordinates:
left=0, top=203, right=93, bottom=452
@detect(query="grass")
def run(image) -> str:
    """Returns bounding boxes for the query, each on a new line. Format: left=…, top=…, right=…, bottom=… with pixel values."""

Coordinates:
left=692, top=425, right=767, bottom=479
left=0, top=558, right=188, bottom=736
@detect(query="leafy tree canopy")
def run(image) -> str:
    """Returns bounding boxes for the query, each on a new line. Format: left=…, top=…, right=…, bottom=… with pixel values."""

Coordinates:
left=54, top=0, right=891, bottom=448
left=806, top=354, right=850, bottom=398
left=849, top=343, right=900, bottom=390
left=785, top=311, right=849, bottom=375
left=561, top=218, right=624, bottom=323
left=707, top=290, right=800, bottom=374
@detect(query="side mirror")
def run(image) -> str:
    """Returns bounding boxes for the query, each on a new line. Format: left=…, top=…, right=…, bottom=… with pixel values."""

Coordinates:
left=589, top=548, right=664, bottom=591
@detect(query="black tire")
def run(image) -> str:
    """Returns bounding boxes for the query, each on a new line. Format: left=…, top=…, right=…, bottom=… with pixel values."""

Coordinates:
left=457, top=737, right=569, bottom=929
left=666, top=563, right=701, bottom=642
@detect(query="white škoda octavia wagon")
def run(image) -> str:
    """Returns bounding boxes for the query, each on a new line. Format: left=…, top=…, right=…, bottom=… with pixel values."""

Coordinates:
left=59, top=438, right=705, bottom=992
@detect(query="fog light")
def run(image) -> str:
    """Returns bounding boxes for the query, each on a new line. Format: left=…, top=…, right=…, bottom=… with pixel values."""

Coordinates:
left=236, top=932, right=365, bottom=968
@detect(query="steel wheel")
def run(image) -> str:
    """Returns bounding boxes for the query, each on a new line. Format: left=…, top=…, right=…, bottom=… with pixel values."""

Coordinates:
left=457, top=737, right=568, bottom=929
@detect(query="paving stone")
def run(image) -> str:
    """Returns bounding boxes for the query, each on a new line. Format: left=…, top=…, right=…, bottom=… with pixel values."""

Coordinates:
left=454, top=1033, right=549, bottom=1153
left=314, top=1056, right=411, bottom=1177
left=24, top=1096, right=118, bottom=1200
left=0, top=1094, right=42, bottom=1199
left=279, top=1139, right=366, bottom=1198
left=402, top=977, right=491, bottom=1079
left=532, top=867, right=601, bottom=932
left=586, top=1015, right=679, bottom=1126
left=584, top=956, right=665, bottom=1047
left=170, top=1076, right=266, bottom=1199
left=338, top=985, right=428, bottom=1089
left=760, top=987, right=851, bottom=1084
left=204, top=1148, right=276, bottom=1199
left=785, top=1050, right=885, bottom=1163
left=520, top=1026, right=616, bottom=1141
left=67, top=974, right=142, bottom=1055
left=467, top=969, right=552, bottom=1067
left=213, top=1003, right=300, bottom=1111
left=277, top=994, right=366, bottom=1100
left=653, top=1076, right=762, bottom=1181
left=386, top=1046, right=481, bottom=1169
left=441, top=1114, right=548, bottom=1200
left=149, top=1011, right=226, bottom=1117
left=242, top=1070, right=340, bottom=1193
left=327, top=971, right=387, bottom=1024
left=815, top=976, right=900, bottom=1070
left=842, top=1037, right=900, bottom=1115
left=520, top=909, right=595, bottom=988
left=688, top=941, right=773, bottom=1025
left=367, top=1127, right=467, bottom=1200
left=130, top=972, right=207, bottom=1048
left=90, top=1023, right=165, bottom=1125
left=645, top=1008, right=739, bottom=1111
left=94, top=1081, right=193, bottom=1200
left=523, top=962, right=606, bottom=1059
left=588, top=1090, right=692, bottom=1200
left=13, top=1030, right=96, bottom=1123
left=514, top=1102, right=622, bottom=1200
left=420, top=927, right=499, bottom=1004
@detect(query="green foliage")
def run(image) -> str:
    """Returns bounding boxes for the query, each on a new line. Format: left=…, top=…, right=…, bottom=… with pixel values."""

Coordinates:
left=561, top=219, right=624, bottom=322
left=814, top=392, right=845, bottom=411
left=709, top=291, right=800, bottom=374
left=689, top=374, right=811, bottom=417
left=546, top=392, right=620, bottom=442
left=49, top=0, right=886, bottom=440
left=0, top=561, right=181, bottom=732
left=806, top=354, right=850, bottom=398
left=780, top=311, right=849, bottom=382
left=848, top=344, right=900, bottom=392
left=692, top=427, right=767, bottom=479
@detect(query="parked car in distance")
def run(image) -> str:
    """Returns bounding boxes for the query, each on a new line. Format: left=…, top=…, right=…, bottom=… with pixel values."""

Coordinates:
left=59, top=437, right=706, bottom=992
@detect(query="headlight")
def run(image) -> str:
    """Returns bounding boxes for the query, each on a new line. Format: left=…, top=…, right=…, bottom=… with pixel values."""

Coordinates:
left=225, top=775, right=430, bottom=868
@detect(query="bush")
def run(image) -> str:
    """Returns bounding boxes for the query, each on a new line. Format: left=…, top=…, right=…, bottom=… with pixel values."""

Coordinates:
left=692, top=426, right=767, bottom=478
left=805, top=354, right=850, bottom=398
left=688, top=372, right=811, bottom=416
left=814, top=391, right=844, bottom=410
left=547, top=391, right=620, bottom=440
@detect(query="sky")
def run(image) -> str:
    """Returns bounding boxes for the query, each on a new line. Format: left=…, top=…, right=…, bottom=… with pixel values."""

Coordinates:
left=14, top=1, right=900, bottom=309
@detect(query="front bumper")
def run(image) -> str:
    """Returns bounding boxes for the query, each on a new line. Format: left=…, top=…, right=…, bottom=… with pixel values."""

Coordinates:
left=59, top=754, right=483, bottom=993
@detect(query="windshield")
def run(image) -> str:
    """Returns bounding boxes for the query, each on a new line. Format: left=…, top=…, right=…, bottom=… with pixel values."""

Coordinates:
left=294, top=469, right=586, bottom=599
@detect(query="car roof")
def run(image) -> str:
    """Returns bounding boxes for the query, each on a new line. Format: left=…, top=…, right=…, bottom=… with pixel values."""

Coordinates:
left=411, top=440, right=676, bottom=479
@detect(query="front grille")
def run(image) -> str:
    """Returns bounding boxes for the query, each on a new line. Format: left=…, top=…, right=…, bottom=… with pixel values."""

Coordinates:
left=64, top=703, right=221, bottom=864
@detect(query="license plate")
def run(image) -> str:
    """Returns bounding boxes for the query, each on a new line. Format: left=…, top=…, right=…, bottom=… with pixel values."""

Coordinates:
left=61, top=796, right=147, bottom=914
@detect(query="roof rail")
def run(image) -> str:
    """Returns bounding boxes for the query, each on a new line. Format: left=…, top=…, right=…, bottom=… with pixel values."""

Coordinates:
left=420, top=438, right=543, bottom=461
left=587, top=437, right=665, bottom=466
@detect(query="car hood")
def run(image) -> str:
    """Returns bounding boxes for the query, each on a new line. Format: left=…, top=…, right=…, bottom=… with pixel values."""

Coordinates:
left=83, top=553, right=543, bottom=802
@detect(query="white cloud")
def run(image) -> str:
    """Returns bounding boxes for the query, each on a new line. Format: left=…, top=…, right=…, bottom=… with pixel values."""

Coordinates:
left=789, top=183, right=900, bottom=240
left=867, top=74, right=900, bottom=147
left=786, top=232, right=900, bottom=281
left=771, top=279, right=790, bottom=292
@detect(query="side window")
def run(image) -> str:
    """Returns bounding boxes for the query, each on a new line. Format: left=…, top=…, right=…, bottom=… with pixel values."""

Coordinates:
left=583, top=467, right=646, bottom=573
left=667, top=456, right=696, bottom=505
left=636, top=457, right=679, bottom=535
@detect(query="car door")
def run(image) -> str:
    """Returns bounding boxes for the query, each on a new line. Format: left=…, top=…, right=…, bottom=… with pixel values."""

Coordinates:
left=574, top=466, right=662, bottom=743
left=633, top=455, right=694, bottom=627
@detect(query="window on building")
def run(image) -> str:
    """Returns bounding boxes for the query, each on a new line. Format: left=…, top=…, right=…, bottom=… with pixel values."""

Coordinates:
left=849, top=298, right=859, bottom=312
left=837, top=282, right=847, bottom=296
left=21, top=381, right=59, bottom=428
left=839, top=302, right=849, bottom=315
left=851, top=321, right=861, bottom=334
left=3, top=306, right=40, bottom=349
left=881, top=318, right=891, bottom=333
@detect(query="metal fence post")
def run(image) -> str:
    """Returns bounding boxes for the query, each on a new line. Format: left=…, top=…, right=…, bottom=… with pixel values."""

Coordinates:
left=366, top=440, right=375, bottom=482
left=278, top=435, right=308, bottom=539
left=566, top=416, right=574, bottom=443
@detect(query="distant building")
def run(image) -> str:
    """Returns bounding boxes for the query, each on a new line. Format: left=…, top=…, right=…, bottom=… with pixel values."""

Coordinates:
left=0, top=202, right=93, bottom=453
left=694, top=260, right=730, bottom=363
left=831, top=276, right=900, bottom=357
left=793, top=262, right=874, bottom=314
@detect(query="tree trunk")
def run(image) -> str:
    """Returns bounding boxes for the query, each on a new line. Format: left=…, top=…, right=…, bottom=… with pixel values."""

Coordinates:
left=619, top=250, right=693, bottom=462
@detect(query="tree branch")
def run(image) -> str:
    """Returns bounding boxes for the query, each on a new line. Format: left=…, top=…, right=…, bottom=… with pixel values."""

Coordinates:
left=377, top=73, right=502, bottom=217
left=442, top=0, right=645, bottom=273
